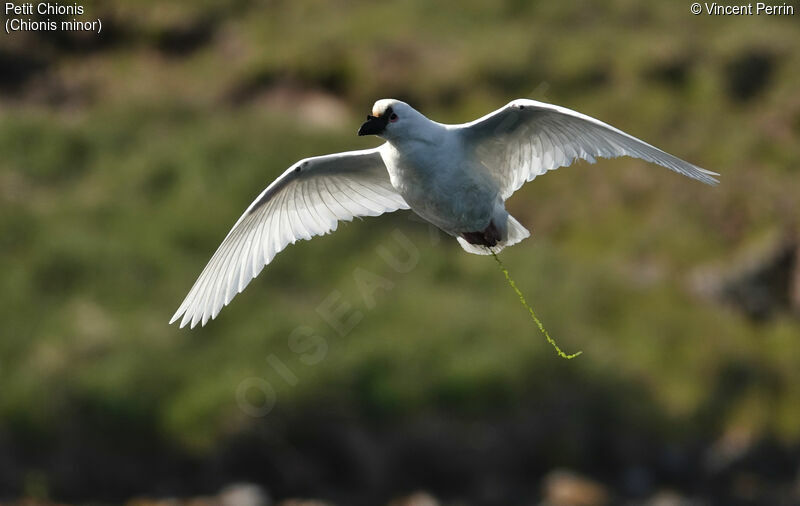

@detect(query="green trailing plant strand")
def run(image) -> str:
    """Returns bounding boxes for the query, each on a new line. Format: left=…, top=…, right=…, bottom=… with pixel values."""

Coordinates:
left=491, top=251, right=582, bottom=360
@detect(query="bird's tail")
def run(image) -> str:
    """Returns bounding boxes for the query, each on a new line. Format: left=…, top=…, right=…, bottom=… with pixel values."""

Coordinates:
left=456, top=214, right=530, bottom=255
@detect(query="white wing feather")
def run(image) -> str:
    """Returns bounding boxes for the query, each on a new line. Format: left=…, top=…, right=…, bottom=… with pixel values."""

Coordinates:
left=170, top=147, right=408, bottom=328
left=459, top=99, right=718, bottom=199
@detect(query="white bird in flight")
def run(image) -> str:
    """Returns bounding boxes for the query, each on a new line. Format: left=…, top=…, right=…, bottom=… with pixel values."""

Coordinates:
left=171, top=98, right=718, bottom=328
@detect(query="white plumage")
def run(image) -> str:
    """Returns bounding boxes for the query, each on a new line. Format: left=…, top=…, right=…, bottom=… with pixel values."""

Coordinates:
left=171, top=98, right=718, bottom=328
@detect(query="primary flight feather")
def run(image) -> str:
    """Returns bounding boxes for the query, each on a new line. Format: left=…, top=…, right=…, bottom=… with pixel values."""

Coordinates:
left=170, top=98, right=718, bottom=328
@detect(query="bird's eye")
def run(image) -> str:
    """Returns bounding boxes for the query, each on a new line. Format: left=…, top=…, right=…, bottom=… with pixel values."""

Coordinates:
left=389, top=113, right=398, bottom=122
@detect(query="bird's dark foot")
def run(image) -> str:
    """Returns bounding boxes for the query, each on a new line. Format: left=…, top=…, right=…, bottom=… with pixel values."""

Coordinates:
left=462, top=221, right=501, bottom=247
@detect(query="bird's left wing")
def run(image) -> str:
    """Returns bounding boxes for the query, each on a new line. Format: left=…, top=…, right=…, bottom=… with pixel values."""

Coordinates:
left=458, top=99, right=719, bottom=199
left=170, top=146, right=408, bottom=328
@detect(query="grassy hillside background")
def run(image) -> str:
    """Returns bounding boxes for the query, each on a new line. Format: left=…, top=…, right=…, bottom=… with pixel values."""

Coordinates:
left=1, top=1, right=799, bottom=504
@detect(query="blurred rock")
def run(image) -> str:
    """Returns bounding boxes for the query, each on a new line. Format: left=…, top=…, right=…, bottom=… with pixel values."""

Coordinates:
left=725, top=50, right=776, bottom=102
left=124, top=484, right=269, bottom=506
left=542, top=469, right=609, bottom=506
left=644, top=57, right=692, bottom=89
left=644, top=490, right=695, bottom=506
left=219, top=483, right=271, bottom=506
left=224, top=77, right=350, bottom=129
left=387, top=491, right=440, bottom=506
left=155, top=16, right=216, bottom=57
left=126, top=497, right=187, bottom=506
left=704, top=427, right=755, bottom=473
left=0, top=46, right=48, bottom=94
left=276, top=500, right=333, bottom=506
left=690, top=234, right=800, bottom=321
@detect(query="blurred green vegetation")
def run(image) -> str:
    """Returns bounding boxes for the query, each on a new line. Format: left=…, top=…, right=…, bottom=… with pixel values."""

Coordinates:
left=1, top=0, right=799, bottom=500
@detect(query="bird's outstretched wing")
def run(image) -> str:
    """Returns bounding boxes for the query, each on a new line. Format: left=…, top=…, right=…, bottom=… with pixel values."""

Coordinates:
left=458, top=99, right=719, bottom=199
left=170, top=147, right=408, bottom=328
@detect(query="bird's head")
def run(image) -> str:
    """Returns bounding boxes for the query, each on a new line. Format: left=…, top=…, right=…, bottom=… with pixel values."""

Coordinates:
left=357, top=99, right=424, bottom=140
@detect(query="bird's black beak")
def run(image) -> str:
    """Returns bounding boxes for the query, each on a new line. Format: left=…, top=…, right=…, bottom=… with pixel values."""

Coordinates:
left=358, top=114, right=388, bottom=136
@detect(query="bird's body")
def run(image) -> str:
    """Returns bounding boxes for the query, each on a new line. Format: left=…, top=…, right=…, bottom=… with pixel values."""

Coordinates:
left=380, top=127, right=502, bottom=242
left=170, top=98, right=718, bottom=328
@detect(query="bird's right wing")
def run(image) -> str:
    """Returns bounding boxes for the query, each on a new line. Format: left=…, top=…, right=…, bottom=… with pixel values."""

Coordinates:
left=170, top=146, right=408, bottom=328
left=458, top=99, right=719, bottom=199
